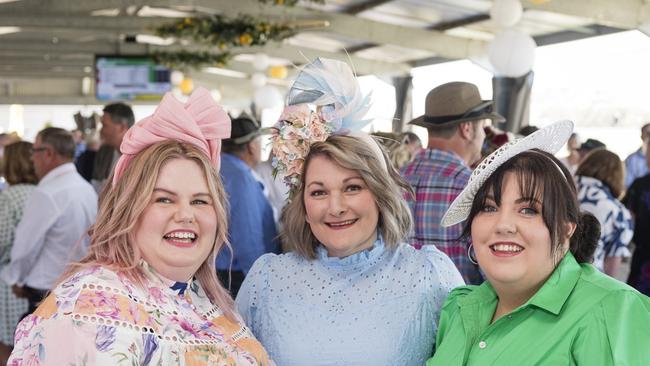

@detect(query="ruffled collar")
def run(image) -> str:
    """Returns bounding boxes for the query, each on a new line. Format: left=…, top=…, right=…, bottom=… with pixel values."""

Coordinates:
left=316, top=232, right=385, bottom=266
left=139, top=260, right=193, bottom=297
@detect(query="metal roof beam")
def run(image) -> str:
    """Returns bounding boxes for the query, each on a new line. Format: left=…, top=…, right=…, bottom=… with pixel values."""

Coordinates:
left=0, top=38, right=409, bottom=76
left=344, top=0, right=393, bottom=15
left=0, top=0, right=488, bottom=60
left=523, top=0, right=650, bottom=29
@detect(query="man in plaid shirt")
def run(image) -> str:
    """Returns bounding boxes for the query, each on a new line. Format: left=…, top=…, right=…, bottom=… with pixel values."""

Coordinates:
left=402, top=82, right=504, bottom=285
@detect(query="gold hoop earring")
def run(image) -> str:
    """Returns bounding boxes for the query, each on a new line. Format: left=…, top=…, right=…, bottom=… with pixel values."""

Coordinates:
left=467, top=244, right=478, bottom=265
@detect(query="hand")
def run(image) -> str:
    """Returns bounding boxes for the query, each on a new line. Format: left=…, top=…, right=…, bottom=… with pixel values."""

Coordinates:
left=11, top=285, right=27, bottom=298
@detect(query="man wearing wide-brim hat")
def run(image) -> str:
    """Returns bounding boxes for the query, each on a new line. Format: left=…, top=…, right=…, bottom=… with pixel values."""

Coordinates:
left=401, top=81, right=505, bottom=285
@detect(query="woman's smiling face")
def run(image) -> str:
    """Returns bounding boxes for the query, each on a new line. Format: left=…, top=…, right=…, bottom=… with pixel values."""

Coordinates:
left=471, top=172, right=561, bottom=292
left=303, top=155, right=379, bottom=258
left=133, top=158, right=218, bottom=281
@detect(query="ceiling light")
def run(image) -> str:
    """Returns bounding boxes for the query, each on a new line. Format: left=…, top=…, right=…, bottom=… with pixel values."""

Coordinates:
left=203, top=67, right=248, bottom=79
left=0, top=27, right=20, bottom=35
left=90, top=8, right=120, bottom=16
left=135, top=34, right=174, bottom=46
left=137, top=6, right=194, bottom=17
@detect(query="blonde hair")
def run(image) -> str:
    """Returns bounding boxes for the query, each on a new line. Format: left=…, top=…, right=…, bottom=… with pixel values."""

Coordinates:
left=59, top=141, right=235, bottom=320
left=3, top=141, right=37, bottom=185
left=282, top=135, right=413, bottom=259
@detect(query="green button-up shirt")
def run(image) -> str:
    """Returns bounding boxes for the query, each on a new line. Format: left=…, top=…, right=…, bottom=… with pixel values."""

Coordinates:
left=427, top=252, right=650, bottom=365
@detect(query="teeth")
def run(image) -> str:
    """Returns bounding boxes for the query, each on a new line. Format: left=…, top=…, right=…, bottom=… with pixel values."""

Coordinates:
left=329, top=219, right=355, bottom=227
left=491, top=244, right=523, bottom=252
left=165, top=232, right=196, bottom=239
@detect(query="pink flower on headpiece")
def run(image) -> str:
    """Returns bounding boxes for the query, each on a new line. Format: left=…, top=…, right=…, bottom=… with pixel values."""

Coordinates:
left=112, top=87, right=231, bottom=185
left=271, top=103, right=333, bottom=191
left=279, top=104, right=312, bottom=127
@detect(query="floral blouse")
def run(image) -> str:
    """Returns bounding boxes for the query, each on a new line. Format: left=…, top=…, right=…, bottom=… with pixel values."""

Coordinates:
left=8, top=262, right=273, bottom=366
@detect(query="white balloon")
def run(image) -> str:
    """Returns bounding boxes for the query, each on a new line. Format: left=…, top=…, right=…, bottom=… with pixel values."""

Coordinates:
left=170, top=70, right=184, bottom=86
left=81, top=76, right=92, bottom=96
left=251, top=72, right=267, bottom=88
left=254, top=85, right=284, bottom=109
left=252, top=53, right=270, bottom=71
left=210, top=89, right=222, bottom=103
left=490, top=0, right=523, bottom=28
left=489, top=29, right=536, bottom=77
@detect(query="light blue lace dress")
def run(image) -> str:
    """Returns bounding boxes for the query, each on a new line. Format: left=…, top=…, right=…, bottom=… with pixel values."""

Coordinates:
left=236, top=235, right=464, bottom=366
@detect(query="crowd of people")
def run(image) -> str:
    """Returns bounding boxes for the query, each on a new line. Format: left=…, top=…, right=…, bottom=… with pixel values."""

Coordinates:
left=0, top=57, right=648, bottom=365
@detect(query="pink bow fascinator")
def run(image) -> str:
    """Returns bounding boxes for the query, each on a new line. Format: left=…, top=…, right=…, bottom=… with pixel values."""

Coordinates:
left=112, top=87, right=231, bottom=185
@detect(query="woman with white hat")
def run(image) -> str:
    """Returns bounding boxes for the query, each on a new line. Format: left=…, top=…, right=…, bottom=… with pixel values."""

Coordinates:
left=427, top=121, right=650, bottom=365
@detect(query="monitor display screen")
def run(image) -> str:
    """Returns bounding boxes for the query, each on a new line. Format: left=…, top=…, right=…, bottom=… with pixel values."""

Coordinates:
left=95, top=56, right=171, bottom=101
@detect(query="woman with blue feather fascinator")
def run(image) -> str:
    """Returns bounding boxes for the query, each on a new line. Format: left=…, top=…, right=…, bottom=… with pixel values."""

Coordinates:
left=235, top=58, right=464, bottom=365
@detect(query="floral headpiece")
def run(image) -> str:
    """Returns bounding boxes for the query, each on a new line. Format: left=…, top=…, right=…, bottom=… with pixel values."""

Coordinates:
left=271, top=58, right=373, bottom=191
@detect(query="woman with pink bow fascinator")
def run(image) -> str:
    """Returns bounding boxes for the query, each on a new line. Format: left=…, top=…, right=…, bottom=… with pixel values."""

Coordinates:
left=8, top=88, right=274, bottom=366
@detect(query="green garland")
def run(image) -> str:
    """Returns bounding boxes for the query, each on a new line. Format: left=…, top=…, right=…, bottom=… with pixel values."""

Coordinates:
left=152, top=51, right=232, bottom=71
left=155, top=15, right=295, bottom=51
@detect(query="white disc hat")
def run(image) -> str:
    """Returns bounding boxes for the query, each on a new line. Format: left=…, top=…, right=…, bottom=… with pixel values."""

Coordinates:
left=441, top=120, right=575, bottom=227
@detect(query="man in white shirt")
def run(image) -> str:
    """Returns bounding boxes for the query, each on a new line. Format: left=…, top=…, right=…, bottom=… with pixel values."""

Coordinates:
left=1, top=127, right=97, bottom=313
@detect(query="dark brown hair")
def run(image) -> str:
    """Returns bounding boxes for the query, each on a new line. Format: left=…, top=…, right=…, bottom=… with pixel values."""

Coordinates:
left=575, top=149, right=624, bottom=199
left=462, top=149, right=599, bottom=263
left=103, top=102, right=135, bottom=128
left=3, top=141, right=37, bottom=185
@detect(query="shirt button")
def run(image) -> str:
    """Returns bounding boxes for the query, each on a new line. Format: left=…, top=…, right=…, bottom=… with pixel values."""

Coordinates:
left=478, top=341, right=487, bottom=349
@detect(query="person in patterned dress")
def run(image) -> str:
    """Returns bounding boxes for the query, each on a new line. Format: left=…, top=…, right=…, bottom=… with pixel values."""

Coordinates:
left=575, top=149, right=633, bottom=276
left=8, top=88, right=273, bottom=365
left=0, top=142, right=37, bottom=362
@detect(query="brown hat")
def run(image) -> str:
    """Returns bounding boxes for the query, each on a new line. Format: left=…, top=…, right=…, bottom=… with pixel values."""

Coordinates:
left=409, top=82, right=505, bottom=128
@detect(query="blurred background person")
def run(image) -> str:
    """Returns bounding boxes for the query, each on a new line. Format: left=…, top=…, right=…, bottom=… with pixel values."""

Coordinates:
left=371, top=131, right=413, bottom=170
left=481, top=125, right=511, bottom=159
left=0, top=128, right=97, bottom=316
left=402, top=131, right=423, bottom=156
left=0, top=133, right=21, bottom=192
left=625, top=123, right=650, bottom=188
left=576, top=138, right=606, bottom=163
left=70, top=129, right=86, bottom=161
left=560, top=132, right=581, bottom=175
left=255, top=150, right=289, bottom=231
left=624, top=137, right=650, bottom=296
left=517, top=124, right=538, bottom=137
left=216, top=116, right=278, bottom=297
left=402, top=81, right=503, bottom=285
left=74, top=131, right=100, bottom=182
left=575, top=149, right=633, bottom=277
left=0, top=142, right=37, bottom=364
left=93, top=102, right=135, bottom=192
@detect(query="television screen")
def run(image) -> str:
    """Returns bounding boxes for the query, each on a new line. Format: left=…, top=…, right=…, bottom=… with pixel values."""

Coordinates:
left=95, top=56, right=171, bottom=101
